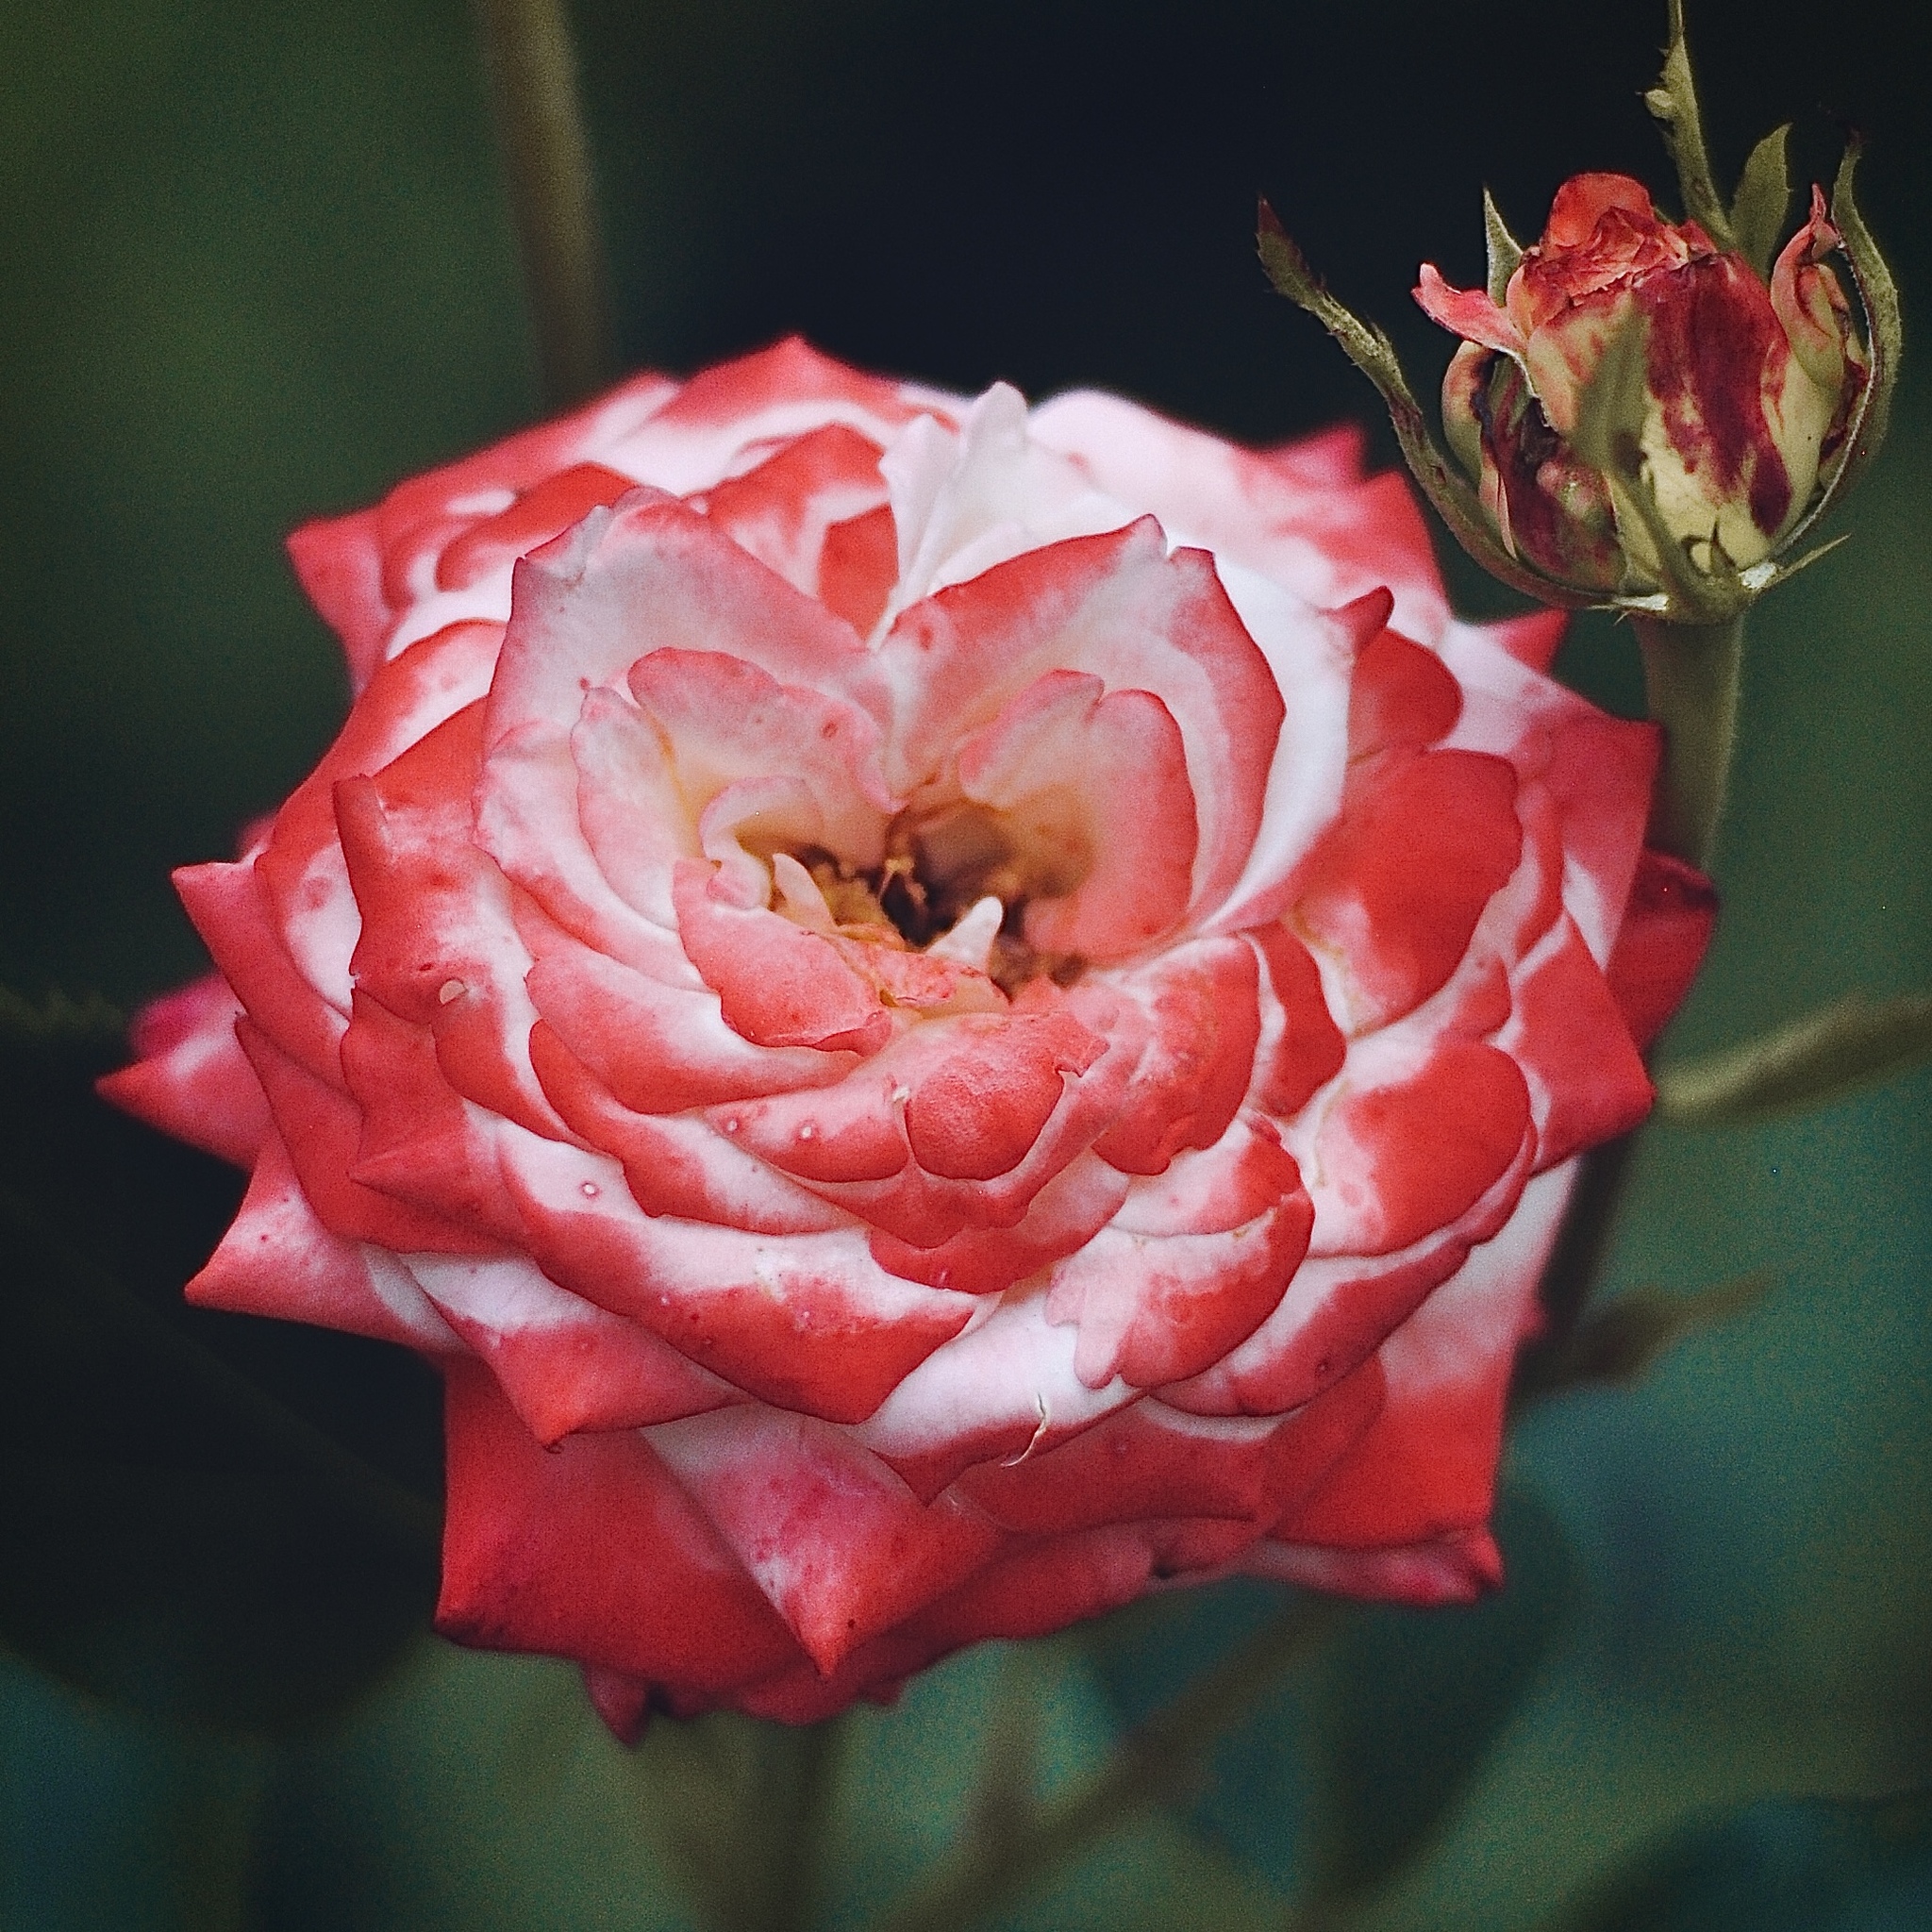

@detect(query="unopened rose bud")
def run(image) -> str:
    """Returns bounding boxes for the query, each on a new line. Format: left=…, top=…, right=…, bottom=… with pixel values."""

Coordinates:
left=1417, top=173, right=1867, bottom=601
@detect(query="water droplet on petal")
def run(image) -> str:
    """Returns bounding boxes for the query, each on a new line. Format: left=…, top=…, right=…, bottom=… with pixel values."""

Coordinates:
left=580, top=1181, right=600, bottom=1199
left=438, top=978, right=467, bottom=1004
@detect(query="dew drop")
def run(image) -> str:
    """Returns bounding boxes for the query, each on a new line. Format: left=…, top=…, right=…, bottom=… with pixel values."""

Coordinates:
left=890, top=1084, right=911, bottom=1105
left=797, top=1122, right=817, bottom=1141
left=438, top=978, right=467, bottom=1005
left=580, top=1181, right=601, bottom=1199
left=723, top=1116, right=741, bottom=1134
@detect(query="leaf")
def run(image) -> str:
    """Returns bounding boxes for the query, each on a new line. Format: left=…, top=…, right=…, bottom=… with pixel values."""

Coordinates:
left=0, top=985, right=443, bottom=1734
left=1257, top=202, right=1588, bottom=612
left=1512, top=1274, right=1774, bottom=1410
left=1729, top=124, right=1792, bottom=282
left=1301, top=1483, right=1582, bottom=1907
left=1655, top=991, right=1932, bottom=1126
left=1556, top=1789, right=1932, bottom=1932
left=1643, top=0, right=1736, bottom=249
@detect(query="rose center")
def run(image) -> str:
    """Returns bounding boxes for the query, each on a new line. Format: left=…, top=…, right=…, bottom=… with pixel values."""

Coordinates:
left=772, top=800, right=1091, bottom=995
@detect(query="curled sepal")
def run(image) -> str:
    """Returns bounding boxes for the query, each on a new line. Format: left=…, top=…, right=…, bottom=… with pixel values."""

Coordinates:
left=1644, top=0, right=1736, bottom=250
left=1256, top=201, right=1592, bottom=611
left=1787, top=140, right=1901, bottom=547
left=1656, top=990, right=1932, bottom=1126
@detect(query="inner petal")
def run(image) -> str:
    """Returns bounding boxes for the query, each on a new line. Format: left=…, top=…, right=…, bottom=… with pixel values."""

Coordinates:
left=954, top=668, right=1198, bottom=960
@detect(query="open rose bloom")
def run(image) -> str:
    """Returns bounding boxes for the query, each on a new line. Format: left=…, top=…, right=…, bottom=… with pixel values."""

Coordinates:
left=104, top=339, right=1712, bottom=1729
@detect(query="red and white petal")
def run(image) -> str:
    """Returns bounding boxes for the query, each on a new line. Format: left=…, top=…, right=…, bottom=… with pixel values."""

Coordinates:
left=865, top=1150, right=1130, bottom=1296
left=1266, top=1162, right=1570, bottom=1562
left=877, top=383, right=1129, bottom=624
left=958, top=1365, right=1381, bottom=1538
left=96, top=975, right=270, bottom=1168
left=486, top=494, right=889, bottom=755
left=438, top=1358, right=802, bottom=1694
left=1046, top=1116, right=1313, bottom=1389
left=671, top=860, right=893, bottom=1057
left=237, top=1018, right=497, bottom=1256
left=175, top=858, right=346, bottom=1084
left=646, top=1407, right=1004, bottom=1675
left=525, top=930, right=855, bottom=1114
left=1028, top=391, right=1450, bottom=645
left=1499, top=913, right=1654, bottom=1170
left=187, top=1132, right=458, bottom=1351
left=1294, top=747, right=1523, bottom=1035
left=408, top=1253, right=738, bottom=1442
left=854, top=1289, right=1136, bottom=1503
left=1246, top=1528, right=1504, bottom=1606
left=878, top=520, right=1282, bottom=927
left=600, top=337, right=946, bottom=500
left=1091, top=935, right=1262, bottom=1174
left=627, top=646, right=893, bottom=862
left=954, top=670, right=1197, bottom=958
left=1301, top=1031, right=1535, bottom=1260
left=529, top=1024, right=852, bottom=1235
left=498, top=1130, right=975, bottom=1424
left=694, top=422, right=891, bottom=599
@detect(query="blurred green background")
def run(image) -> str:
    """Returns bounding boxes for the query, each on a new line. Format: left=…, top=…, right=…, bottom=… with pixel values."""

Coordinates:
left=2, top=1, right=1929, bottom=1925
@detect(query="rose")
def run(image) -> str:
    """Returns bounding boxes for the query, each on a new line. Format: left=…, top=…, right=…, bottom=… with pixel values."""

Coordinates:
left=1416, top=172, right=1867, bottom=595
left=104, top=337, right=1712, bottom=1730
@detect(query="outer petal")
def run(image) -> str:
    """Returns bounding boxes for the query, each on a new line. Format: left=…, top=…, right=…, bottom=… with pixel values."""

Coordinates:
left=1265, top=1164, right=1570, bottom=1567
left=96, top=975, right=270, bottom=1168
left=438, top=1358, right=801, bottom=1693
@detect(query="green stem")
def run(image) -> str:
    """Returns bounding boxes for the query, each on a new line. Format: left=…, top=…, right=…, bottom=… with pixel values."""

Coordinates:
left=878, top=1597, right=1341, bottom=1932
left=1632, top=613, right=1746, bottom=872
left=756, top=1720, right=841, bottom=1932
left=473, top=0, right=617, bottom=408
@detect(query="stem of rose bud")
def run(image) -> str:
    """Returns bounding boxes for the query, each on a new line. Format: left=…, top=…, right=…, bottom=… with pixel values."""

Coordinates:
left=753, top=1719, right=841, bottom=1932
left=875, top=1596, right=1343, bottom=1932
left=1631, top=613, right=1747, bottom=873
left=472, top=0, right=617, bottom=408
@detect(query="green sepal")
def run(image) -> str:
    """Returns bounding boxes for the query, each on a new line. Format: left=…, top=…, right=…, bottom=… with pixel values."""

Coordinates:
left=1257, top=201, right=1590, bottom=610
left=1730, top=123, right=1792, bottom=281
left=1655, top=990, right=1932, bottom=1126
left=1644, top=0, right=1737, bottom=247
left=1512, top=1273, right=1773, bottom=1407
left=1813, top=140, right=1901, bottom=525
left=1482, top=187, right=1523, bottom=305
left=1569, top=313, right=1746, bottom=624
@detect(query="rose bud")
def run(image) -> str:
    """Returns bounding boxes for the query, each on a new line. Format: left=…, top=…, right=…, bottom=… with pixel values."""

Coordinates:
left=1416, top=172, right=1867, bottom=602
left=104, top=339, right=1713, bottom=1731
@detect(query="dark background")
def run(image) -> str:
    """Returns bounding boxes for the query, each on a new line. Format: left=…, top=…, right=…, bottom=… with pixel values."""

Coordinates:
left=2, top=2, right=1930, bottom=1926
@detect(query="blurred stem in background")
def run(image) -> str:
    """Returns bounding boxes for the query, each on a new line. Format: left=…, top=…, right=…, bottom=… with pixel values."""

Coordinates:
left=473, top=0, right=617, bottom=408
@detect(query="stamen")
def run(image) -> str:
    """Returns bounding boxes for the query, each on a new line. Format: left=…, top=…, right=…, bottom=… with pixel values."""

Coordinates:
left=926, top=894, right=1005, bottom=973
left=772, top=851, right=838, bottom=933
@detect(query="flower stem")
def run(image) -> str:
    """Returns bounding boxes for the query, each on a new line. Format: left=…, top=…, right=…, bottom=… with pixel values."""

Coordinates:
left=1631, top=613, right=1746, bottom=872
left=472, top=0, right=617, bottom=408
left=877, top=1596, right=1342, bottom=1932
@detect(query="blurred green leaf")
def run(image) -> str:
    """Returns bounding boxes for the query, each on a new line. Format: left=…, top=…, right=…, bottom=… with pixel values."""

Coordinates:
left=1301, top=1484, right=1581, bottom=1908
left=0, top=988, right=442, bottom=1734
left=1557, top=1789, right=1932, bottom=1932
left=1513, top=1274, right=1774, bottom=1410
left=1656, top=991, right=1932, bottom=1126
